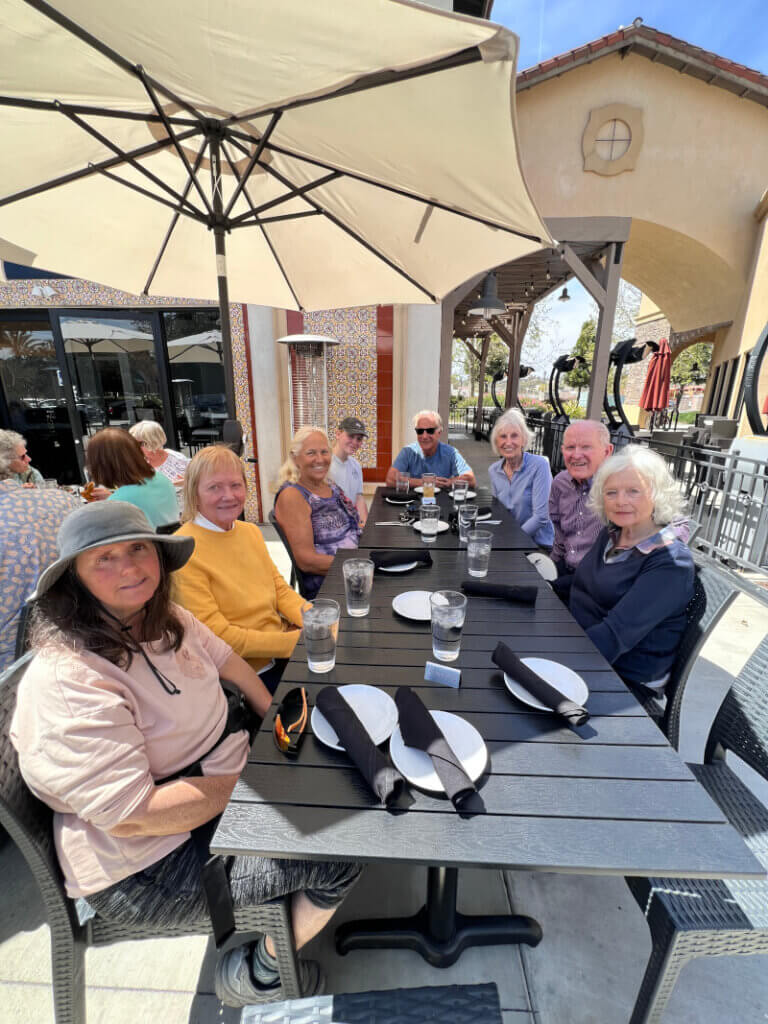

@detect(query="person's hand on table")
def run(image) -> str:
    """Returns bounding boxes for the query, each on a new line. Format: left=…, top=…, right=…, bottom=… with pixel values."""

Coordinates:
left=435, top=476, right=453, bottom=489
left=89, top=485, right=113, bottom=502
left=22, top=481, right=36, bottom=489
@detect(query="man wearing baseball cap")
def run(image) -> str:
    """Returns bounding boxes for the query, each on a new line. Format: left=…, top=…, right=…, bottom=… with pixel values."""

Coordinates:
left=329, top=416, right=368, bottom=526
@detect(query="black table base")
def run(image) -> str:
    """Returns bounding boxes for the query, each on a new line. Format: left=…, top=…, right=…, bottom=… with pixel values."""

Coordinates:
left=335, top=866, right=542, bottom=968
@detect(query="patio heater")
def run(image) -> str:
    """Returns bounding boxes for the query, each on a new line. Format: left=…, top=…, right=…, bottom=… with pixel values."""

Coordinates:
left=277, top=333, right=340, bottom=434
left=603, top=338, right=659, bottom=437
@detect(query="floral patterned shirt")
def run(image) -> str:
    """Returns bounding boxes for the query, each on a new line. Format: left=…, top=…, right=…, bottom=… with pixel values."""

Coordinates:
left=0, top=479, right=80, bottom=669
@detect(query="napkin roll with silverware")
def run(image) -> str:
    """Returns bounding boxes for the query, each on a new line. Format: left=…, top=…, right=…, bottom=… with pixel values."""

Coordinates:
left=491, top=642, right=590, bottom=727
left=394, top=687, right=478, bottom=808
left=370, top=549, right=433, bottom=570
left=315, top=688, right=404, bottom=804
left=461, top=580, right=537, bottom=605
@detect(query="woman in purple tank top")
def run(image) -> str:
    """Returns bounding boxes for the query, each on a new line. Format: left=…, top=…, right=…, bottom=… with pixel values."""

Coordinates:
left=274, top=427, right=361, bottom=598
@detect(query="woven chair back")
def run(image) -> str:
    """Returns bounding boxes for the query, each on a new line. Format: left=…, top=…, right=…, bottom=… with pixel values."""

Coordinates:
left=705, top=633, right=768, bottom=780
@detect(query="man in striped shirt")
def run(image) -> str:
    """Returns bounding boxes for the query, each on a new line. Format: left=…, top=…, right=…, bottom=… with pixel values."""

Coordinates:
left=549, top=420, right=613, bottom=590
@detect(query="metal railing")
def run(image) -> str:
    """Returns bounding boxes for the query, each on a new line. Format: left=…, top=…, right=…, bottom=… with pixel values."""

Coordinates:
left=525, top=412, right=768, bottom=575
left=448, top=404, right=497, bottom=437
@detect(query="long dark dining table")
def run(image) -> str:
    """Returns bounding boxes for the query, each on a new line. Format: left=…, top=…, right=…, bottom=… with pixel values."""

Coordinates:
left=213, top=507, right=764, bottom=968
left=361, top=485, right=534, bottom=550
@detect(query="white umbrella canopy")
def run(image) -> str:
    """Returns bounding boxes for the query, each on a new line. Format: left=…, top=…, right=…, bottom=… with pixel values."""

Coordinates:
left=60, top=318, right=155, bottom=354
left=0, top=0, right=553, bottom=410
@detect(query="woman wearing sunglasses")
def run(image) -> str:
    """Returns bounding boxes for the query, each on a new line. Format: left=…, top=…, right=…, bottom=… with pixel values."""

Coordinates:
left=10, top=502, right=360, bottom=1006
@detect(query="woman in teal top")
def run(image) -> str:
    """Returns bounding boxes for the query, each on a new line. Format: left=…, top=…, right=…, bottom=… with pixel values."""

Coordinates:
left=86, top=428, right=179, bottom=530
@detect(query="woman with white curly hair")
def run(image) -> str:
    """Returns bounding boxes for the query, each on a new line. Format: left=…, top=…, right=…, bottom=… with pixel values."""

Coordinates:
left=569, top=445, right=693, bottom=690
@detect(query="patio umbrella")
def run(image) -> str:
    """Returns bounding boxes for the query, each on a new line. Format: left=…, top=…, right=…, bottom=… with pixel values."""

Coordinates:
left=0, top=0, right=552, bottom=414
left=640, top=338, right=672, bottom=412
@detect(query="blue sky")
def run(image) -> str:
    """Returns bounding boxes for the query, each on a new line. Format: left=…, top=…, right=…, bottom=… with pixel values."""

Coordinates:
left=488, top=0, right=768, bottom=372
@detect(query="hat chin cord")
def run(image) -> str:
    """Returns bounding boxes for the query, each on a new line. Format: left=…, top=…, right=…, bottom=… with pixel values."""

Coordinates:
left=96, top=600, right=182, bottom=696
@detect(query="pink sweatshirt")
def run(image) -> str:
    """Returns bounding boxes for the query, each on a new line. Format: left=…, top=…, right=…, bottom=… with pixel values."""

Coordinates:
left=10, top=605, right=248, bottom=898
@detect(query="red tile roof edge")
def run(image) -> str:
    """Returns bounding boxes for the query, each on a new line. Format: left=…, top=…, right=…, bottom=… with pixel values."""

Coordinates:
left=517, top=23, right=768, bottom=98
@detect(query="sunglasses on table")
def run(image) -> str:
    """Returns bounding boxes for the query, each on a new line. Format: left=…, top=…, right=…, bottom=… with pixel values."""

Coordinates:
left=415, top=427, right=438, bottom=435
left=273, top=687, right=308, bottom=757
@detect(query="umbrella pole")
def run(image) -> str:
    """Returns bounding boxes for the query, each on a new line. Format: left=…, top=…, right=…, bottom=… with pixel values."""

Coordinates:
left=210, top=135, right=237, bottom=420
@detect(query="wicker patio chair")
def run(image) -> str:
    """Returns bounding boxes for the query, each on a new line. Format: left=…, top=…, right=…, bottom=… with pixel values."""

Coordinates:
left=625, top=634, right=768, bottom=1024
left=628, top=562, right=738, bottom=746
left=0, top=653, right=301, bottom=1024
left=242, top=982, right=503, bottom=1024
left=268, top=509, right=312, bottom=599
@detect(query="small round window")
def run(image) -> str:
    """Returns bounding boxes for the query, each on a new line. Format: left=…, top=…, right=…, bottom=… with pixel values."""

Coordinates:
left=594, top=119, right=632, bottom=162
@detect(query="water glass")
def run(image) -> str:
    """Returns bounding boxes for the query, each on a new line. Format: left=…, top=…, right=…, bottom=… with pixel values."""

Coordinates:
left=395, top=472, right=410, bottom=495
left=452, top=479, right=468, bottom=508
left=466, top=529, right=493, bottom=578
left=421, top=473, right=436, bottom=500
left=303, top=598, right=340, bottom=673
left=458, top=503, right=478, bottom=544
left=342, top=558, right=374, bottom=617
left=42, top=478, right=59, bottom=489
left=419, top=503, right=440, bottom=543
left=430, top=591, right=467, bottom=663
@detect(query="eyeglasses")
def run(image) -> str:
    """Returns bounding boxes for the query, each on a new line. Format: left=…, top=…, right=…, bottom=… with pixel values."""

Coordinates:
left=415, top=427, right=437, bottom=435
left=273, top=687, right=308, bottom=757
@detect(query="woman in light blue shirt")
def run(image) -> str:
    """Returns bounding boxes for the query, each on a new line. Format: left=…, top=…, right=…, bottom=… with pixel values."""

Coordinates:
left=86, top=428, right=179, bottom=531
left=489, top=409, right=554, bottom=548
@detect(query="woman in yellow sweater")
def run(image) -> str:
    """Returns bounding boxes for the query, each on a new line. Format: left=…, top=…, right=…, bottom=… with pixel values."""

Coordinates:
left=174, top=445, right=309, bottom=693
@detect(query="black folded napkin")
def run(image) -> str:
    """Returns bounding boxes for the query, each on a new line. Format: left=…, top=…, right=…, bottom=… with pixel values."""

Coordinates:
left=461, top=580, right=537, bottom=605
left=448, top=506, right=493, bottom=534
left=394, top=687, right=477, bottom=808
left=370, top=549, right=433, bottom=570
left=380, top=488, right=417, bottom=504
left=491, top=642, right=590, bottom=727
left=315, top=688, right=404, bottom=805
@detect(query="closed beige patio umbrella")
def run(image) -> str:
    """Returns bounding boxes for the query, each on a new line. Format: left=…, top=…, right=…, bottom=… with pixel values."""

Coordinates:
left=0, top=0, right=552, bottom=413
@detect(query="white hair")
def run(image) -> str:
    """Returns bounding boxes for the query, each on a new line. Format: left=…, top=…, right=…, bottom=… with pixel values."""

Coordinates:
left=411, top=409, right=443, bottom=431
left=490, top=408, right=531, bottom=455
left=588, top=446, right=685, bottom=526
left=562, top=418, right=611, bottom=448
left=129, top=420, right=167, bottom=451
left=277, top=425, right=331, bottom=485
left=0, top=429, right=25, bottom=480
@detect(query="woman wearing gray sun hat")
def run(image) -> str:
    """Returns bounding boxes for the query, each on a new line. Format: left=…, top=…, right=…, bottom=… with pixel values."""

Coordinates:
left=10, top=501, right=361, bottom=1006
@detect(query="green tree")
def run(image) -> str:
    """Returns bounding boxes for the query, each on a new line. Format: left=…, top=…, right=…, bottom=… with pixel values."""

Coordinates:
left=566, top=318, right=595, bottom=400
left=670, top=342, right=712, bottom=387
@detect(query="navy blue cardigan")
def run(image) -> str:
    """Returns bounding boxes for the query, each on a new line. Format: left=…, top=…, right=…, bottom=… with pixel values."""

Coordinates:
left=569, top=527, right=695, bottom=685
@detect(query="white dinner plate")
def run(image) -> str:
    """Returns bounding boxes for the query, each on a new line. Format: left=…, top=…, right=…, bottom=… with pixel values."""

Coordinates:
left=311, top=684, right=398, bottom=752
left=392, top=590, right=433, bottom=620
left=503, top=658, right=589, bottom=712
left=379, top=561, right=419, bottom=573
left=449, top=490, right=477, bottom=500
left=412, top=520, right=450, bottom=534
left=384, top=496, right=416, bottom=505
left=414, top=485, right=442, bottom=494
left=389, top=711, right=488, bottom=792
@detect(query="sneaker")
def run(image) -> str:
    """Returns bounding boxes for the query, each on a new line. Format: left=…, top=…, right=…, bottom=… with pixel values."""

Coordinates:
left=214, top=943, right=326, bottom=1008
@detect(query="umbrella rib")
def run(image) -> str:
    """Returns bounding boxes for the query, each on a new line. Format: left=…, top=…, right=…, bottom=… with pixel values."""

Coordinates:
left=0, top=95, right=198, bottom=126
left=261, top=141, right=546, bottom=245
left=232, top=210, right=321, bottom=228
left=258, top=159, right=437, bottom=302
left=222, top=46, right=484, bottom=126
left=60, top=106, right=206, bottom=220
left=137, top=70, right=214, bottom=218
left=20, top=0, right=208, bottom=125
left=0, top=126, right=202, bottom=208
left=143, top=138, right=209, bottom=295
left=219, top=139, right=304, bottom=311
left=222, top=112, right=282, bottom=219
left=93, top=165, right=209, bottom=223
left=229, top=171, right=341, bottom=226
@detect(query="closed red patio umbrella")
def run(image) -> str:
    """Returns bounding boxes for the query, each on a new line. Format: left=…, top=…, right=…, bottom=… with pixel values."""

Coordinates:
left=640, top=337, right=672, bottom=412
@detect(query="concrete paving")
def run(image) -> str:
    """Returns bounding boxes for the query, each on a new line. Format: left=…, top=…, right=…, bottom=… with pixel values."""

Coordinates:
left=3, top=452, right=768, bottom=1022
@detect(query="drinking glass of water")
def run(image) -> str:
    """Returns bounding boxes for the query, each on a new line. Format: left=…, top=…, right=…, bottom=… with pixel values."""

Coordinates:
left=452, top=479, right=468, bottom=508
left=395, top=472, right=410, bottom=495
left=303, top=599, right=340, bottom=673
left=342, top=558, right=374, bottom=617
left=419, top=503, right=440, bottom=543
left=458, top=503, right=478, bottom=544
left=466, top=530, right=493, bottom=578
left=430, top=591, right=467, bottom=662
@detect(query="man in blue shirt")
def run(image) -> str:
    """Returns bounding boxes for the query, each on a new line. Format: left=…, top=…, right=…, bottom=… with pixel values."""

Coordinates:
left=386, top=409, right=475, bottom=487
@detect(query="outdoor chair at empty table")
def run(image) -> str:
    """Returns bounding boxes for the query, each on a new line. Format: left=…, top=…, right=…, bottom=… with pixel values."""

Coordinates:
left=625, top=633, right=768, bottom=1024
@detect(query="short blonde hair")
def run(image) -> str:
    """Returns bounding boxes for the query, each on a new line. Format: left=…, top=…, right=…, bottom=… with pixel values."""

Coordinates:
left=277, top=426, right=331, bottom=486
left=588, top=446, right=685, bottom=527
left=490, top=408, right=531, bottom=455
left=129, top=420, right=167, bottom=451
left=182, top=444, right=246, bottom=522
left=412, top=409, right=443, bottom=431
